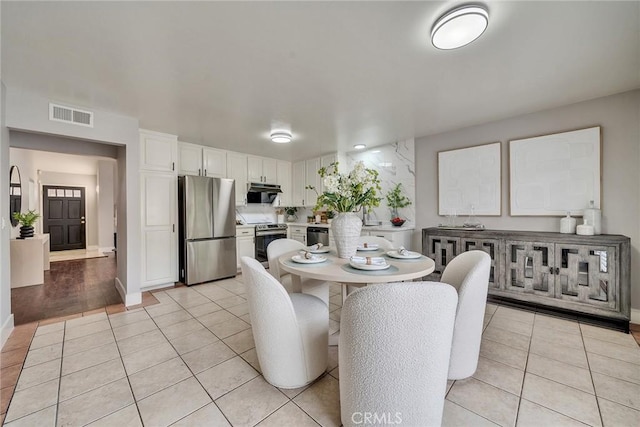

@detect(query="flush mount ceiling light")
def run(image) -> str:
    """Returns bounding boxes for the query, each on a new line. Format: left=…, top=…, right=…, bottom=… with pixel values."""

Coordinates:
left=270, top=131, right=292, bottom=143
left=431, top=4, right=489, bottom=50
left=353, top=144, right=367, bottom=150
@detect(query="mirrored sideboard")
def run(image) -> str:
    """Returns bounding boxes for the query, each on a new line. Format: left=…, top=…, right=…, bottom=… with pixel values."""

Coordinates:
left=422, top=228, right=631, bottom=331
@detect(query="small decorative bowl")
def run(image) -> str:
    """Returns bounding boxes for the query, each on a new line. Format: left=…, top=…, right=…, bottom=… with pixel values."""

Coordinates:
left=390, top=218, right=406, bottom=227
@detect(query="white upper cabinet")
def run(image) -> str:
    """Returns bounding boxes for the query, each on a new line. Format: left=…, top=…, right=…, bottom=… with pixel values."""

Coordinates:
left=276, top=160, right=292, bottom=207
left=178, top=143, right=227, bottom=177
left=247, top=156, right=277, bottom=184
left=202, top=147, right=227, bottom=178
left=140, top=129, right=177, bottom=172
left=227, top=152, right=248, bottom=206
left=292, top=161, right=306, bottom=206
left=305, top=157, right=321, bottom=208
left=177, top=141, right=203, bottom=175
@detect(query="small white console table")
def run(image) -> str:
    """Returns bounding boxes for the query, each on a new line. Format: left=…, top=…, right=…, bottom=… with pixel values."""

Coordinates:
left=10, top=234, right=50, bottom=288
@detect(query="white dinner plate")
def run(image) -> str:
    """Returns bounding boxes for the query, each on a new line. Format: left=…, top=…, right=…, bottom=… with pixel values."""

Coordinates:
left=309, top=247, right=330, bottom=254
left=386, top=250, right=422, bottom=259
left=291, top=255, right=327, bottom=264
left=349, top=260, right=390, bottom=270
left=357, top=246, right=379, bottom=252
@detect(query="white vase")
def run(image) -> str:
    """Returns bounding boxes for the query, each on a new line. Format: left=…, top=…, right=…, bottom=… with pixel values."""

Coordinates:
left=331, top=212, right=363, bottom=258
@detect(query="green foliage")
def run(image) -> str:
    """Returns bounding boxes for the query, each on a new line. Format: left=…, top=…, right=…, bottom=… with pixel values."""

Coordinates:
left=386, top=183, right=412, bottom=209
left=307, top=161, right=382, bottom=213
left=12, top=210, right=40, bottom=227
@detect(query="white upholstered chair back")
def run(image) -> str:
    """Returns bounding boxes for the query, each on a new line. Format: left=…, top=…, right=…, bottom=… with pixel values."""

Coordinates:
left=267, top=238, right=330, bottom=305
left=339, top=282, right=458, bottom=427
left=441, top=250, right=491, bottom=380
left=240, top=256, right=328, bottom=388
left=267, top=238, right=306, bottom=292
left=357, top=235, right=394, bottom=251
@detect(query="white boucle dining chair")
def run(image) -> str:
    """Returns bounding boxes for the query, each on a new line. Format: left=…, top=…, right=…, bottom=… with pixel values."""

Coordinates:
left=240, top=256, right=328, bottom=389
left=441, top=250, right=491, bottom=380
left=339, top=282, right=458, bottom=427
left=267, top=238, right=330, bottom=305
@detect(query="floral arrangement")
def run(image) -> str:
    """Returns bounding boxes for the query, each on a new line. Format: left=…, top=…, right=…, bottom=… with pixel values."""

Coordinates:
left=308, top=161, right=381, bottom=213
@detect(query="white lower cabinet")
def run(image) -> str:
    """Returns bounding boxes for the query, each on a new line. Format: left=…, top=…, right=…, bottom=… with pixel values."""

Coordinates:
left=236, top=227, right=255, bottom=271
left=361, top=229, right=412, bottom=250
left=288, top=225, right=307, bottom=244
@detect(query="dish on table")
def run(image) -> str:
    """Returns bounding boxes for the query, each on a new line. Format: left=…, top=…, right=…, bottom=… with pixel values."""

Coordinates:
left=308, top=246, right=330, bottom=254
left=291, top=255, right=327, bottom=264
left=386, top=250, right=421, bottom=259
left=349, top=260, right=390, bottom=270
left=357, top=245, right=379, bottom=251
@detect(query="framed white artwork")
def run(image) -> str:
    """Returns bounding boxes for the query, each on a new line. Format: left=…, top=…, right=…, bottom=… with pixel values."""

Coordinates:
left=438, top=142, right=501, bottom=216
left=509, top=126, right=601, bottom=216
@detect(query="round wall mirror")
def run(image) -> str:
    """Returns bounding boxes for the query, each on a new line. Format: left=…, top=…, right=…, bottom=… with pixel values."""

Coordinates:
left=9, top=165, right=22, bottom=227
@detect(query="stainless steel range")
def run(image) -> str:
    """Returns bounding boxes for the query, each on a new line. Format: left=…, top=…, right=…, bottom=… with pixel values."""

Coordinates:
left=254, top=223, right=288, bottom=266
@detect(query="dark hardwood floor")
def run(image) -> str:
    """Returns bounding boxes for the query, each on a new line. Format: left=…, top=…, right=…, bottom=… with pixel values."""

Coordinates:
left=11, top=253, right=121, bottom=325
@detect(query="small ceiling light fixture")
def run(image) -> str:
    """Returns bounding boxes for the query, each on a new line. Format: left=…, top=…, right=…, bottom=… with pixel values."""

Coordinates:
left=431, top=4, right=489, bottom=50
left=353, top=144, right=367, bottom=150
left=270, top=131, right=292, bottom=144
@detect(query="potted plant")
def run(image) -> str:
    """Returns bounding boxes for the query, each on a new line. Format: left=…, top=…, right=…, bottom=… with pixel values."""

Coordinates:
left=386, top=183, right=412, bottom=227
left=12, top=210, right=40, bottom=239
left=307, top=161, right=381, bottom=258
left=284, top=207, right=298, bottom=222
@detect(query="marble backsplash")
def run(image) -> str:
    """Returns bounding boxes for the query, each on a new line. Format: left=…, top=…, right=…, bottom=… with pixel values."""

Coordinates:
left=346, top=139, right=415, bottom=225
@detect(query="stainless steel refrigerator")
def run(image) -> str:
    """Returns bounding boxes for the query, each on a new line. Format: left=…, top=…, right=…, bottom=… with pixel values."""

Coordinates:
left=178, top=175, right=237, bottom=285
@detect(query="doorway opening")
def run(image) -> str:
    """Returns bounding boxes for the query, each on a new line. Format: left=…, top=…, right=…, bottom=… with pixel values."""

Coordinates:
left=9, top=143, right=121, bottom=325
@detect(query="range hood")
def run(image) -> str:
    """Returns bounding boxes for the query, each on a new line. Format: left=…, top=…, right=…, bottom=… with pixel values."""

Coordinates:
left=247, top=182, right=282, bottom=193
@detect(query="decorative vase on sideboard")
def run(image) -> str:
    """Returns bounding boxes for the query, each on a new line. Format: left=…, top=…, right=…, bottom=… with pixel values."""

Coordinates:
left=19, top=225, right=34, bottom=239
left=331, top=212, right=362, bottom=258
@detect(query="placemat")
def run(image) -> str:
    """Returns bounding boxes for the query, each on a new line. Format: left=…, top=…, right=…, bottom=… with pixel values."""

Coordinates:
left=282, top=258, right=332, bottom=268
left=383, top=254, right=428, bottom=263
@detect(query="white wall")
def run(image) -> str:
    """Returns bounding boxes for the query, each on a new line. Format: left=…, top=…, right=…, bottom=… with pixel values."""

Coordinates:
left=97, top=160, right=115, bottom=252
left=4, top=88, right=141, bottom=307
left=415, top=90, right=640, bottom=312
left=1, top=80, right=14, bottom=346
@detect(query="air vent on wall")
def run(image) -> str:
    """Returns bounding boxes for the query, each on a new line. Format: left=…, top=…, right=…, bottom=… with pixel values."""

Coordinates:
left=49, top=103, right=94, bottom=128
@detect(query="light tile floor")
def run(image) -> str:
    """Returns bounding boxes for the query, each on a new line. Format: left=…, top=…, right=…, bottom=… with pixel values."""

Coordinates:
left=2, top=276, right=640, bottom=426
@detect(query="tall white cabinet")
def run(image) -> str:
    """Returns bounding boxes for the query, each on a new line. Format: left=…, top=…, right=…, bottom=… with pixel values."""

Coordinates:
left=140, top=130, right=178, bottom=289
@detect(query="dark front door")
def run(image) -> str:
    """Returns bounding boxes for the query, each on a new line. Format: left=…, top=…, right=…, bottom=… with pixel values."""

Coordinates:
left=43, top=185, right=86, bottom=251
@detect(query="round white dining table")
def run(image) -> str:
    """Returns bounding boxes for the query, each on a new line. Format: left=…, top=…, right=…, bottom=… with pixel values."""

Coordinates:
left=278, top=249, right=436, bottom=345
left=278, top=249, right=436, bottom=285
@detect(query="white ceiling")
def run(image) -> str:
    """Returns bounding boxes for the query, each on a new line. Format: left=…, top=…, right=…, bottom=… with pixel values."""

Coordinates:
left=2, top=1, right=639, bottom=161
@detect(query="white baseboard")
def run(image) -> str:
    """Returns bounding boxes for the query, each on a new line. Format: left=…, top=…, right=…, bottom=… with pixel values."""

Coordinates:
left=140, top=282, right=175, bottom=292
left=115, top=277, right=142, bottom=307
left=631, top=308, right=640, bottom=325
left=87, top=245, right=99, bottom=251
left=99, top=246, right=115, bottom=253
left=1, top=314, right=15, bottom=350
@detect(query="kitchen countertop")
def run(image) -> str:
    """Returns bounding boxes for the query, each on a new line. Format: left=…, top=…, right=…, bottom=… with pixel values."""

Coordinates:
left=285, top=222, right=415, bottom=232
